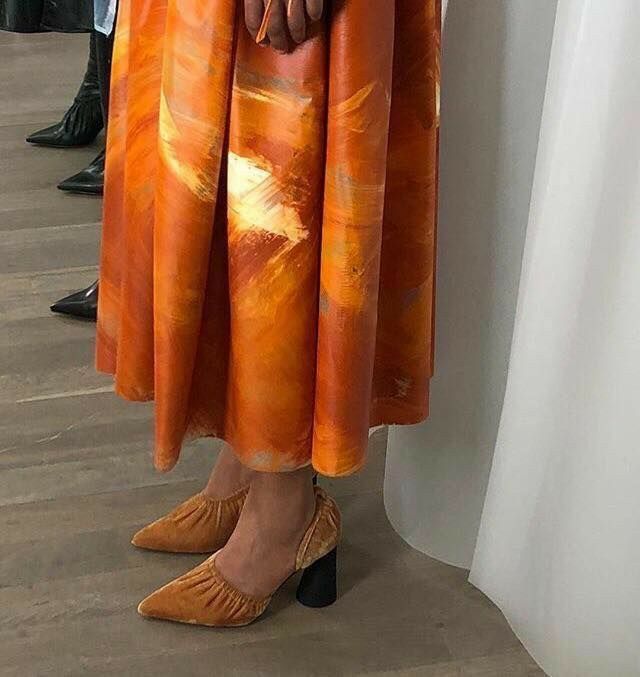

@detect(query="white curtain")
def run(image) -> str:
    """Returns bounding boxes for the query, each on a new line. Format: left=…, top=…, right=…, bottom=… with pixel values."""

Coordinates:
left=385, top=1, right=640, bottom=675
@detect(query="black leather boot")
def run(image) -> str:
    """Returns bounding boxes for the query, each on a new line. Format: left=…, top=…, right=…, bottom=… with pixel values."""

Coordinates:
left=58, top=148, right=105, bottom=195
left=50, top=280, right=99, bottom=321
left=56, top=32, right=113, bottom=195
left=26, top=33, right=103, bottom=147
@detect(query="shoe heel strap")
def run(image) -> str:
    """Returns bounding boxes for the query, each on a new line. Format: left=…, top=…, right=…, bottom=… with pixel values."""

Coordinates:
left=296, top=489, right=341, bottom=571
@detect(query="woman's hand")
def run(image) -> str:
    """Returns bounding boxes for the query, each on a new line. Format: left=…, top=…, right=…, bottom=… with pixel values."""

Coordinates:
left=244, top=0, right=324, bottom=53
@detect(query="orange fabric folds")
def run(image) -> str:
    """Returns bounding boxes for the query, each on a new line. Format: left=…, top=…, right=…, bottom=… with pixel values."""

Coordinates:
left=97, top=0, right=441, bottom=476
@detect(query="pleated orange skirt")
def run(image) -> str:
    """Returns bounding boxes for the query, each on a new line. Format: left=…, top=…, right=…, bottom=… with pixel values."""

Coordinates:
left=96, top=0, right=441, bottom=476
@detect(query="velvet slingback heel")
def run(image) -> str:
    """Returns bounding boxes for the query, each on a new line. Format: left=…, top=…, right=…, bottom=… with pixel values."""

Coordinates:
left=137, top=487, right=341, bottom=627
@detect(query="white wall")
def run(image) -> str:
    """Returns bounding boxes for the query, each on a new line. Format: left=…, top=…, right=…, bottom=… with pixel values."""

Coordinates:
left=384, top=0, right=559, bottom=567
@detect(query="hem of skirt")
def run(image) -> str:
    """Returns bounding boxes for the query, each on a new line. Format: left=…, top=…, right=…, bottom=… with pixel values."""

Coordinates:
left=156, top=428, right=316, bottom=476
left=100, top=371, right=431, bottom=478
left=311, top=409, right=430, bottom=478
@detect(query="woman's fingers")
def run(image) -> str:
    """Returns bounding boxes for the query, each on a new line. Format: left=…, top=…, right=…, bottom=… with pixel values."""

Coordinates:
left=265, top=0, right=289, bottom=53
left=305, top=0, right=323, bottom=22
left=244, top=0, right=264, bottom=41
left=286, top=0, right=307, bottom=44
left=245, top=0, right=324, bottom=52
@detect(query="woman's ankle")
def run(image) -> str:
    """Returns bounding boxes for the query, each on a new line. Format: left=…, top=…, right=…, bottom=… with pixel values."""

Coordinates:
left=203, top=444, right=256, bottom=499
left=215, top=467, right=317, bottom=597
left=244, top=466, right=317, bottom=537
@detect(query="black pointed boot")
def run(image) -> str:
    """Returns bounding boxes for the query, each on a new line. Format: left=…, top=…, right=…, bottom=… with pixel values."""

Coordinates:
left=58, top=148, right=105, bottom=195
left=26, top=33, right=103, bottom=148
left=50, top=280, right=99, bottom=321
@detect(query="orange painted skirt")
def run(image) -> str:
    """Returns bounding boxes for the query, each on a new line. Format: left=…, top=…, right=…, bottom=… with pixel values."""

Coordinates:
left=96, top=0, right=441, bottom=476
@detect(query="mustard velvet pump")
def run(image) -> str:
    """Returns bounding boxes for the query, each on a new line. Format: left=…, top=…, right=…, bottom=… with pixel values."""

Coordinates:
left=137, top=487, right=341, bottom=627
left=131, top=487, right=248, bottom=554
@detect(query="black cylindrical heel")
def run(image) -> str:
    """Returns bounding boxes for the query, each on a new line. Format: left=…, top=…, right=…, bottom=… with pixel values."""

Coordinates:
left=296, top=547, right=337, bottom=608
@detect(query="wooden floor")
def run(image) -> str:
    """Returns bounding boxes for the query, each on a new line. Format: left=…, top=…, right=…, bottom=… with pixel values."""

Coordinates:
left=0, top=31, right=545, bottom=677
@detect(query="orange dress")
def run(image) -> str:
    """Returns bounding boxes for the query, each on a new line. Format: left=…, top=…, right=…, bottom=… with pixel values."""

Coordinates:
left=96, top=0, right=441, bottom=476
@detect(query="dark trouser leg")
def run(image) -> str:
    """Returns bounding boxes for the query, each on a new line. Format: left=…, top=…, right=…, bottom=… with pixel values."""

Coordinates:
left=95, top=30, right=114, bottom=123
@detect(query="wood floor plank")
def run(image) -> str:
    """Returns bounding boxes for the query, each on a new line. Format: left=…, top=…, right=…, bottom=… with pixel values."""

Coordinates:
left=0, top=186, right=101, bottom=233
left=365, top=648, right=546, bottom=677
left=0, top=33, right=92, bottom=127
left=0, top=220, right=100, bottom=275
left=0, top=267, right=99, bottom=322
left=0, top=441, right=214, bottom=507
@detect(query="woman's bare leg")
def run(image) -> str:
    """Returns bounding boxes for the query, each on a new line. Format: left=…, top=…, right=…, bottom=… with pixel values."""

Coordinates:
left=203, top=444, right=257, bottom=499
left=215, top=466, right=316, bottom=598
